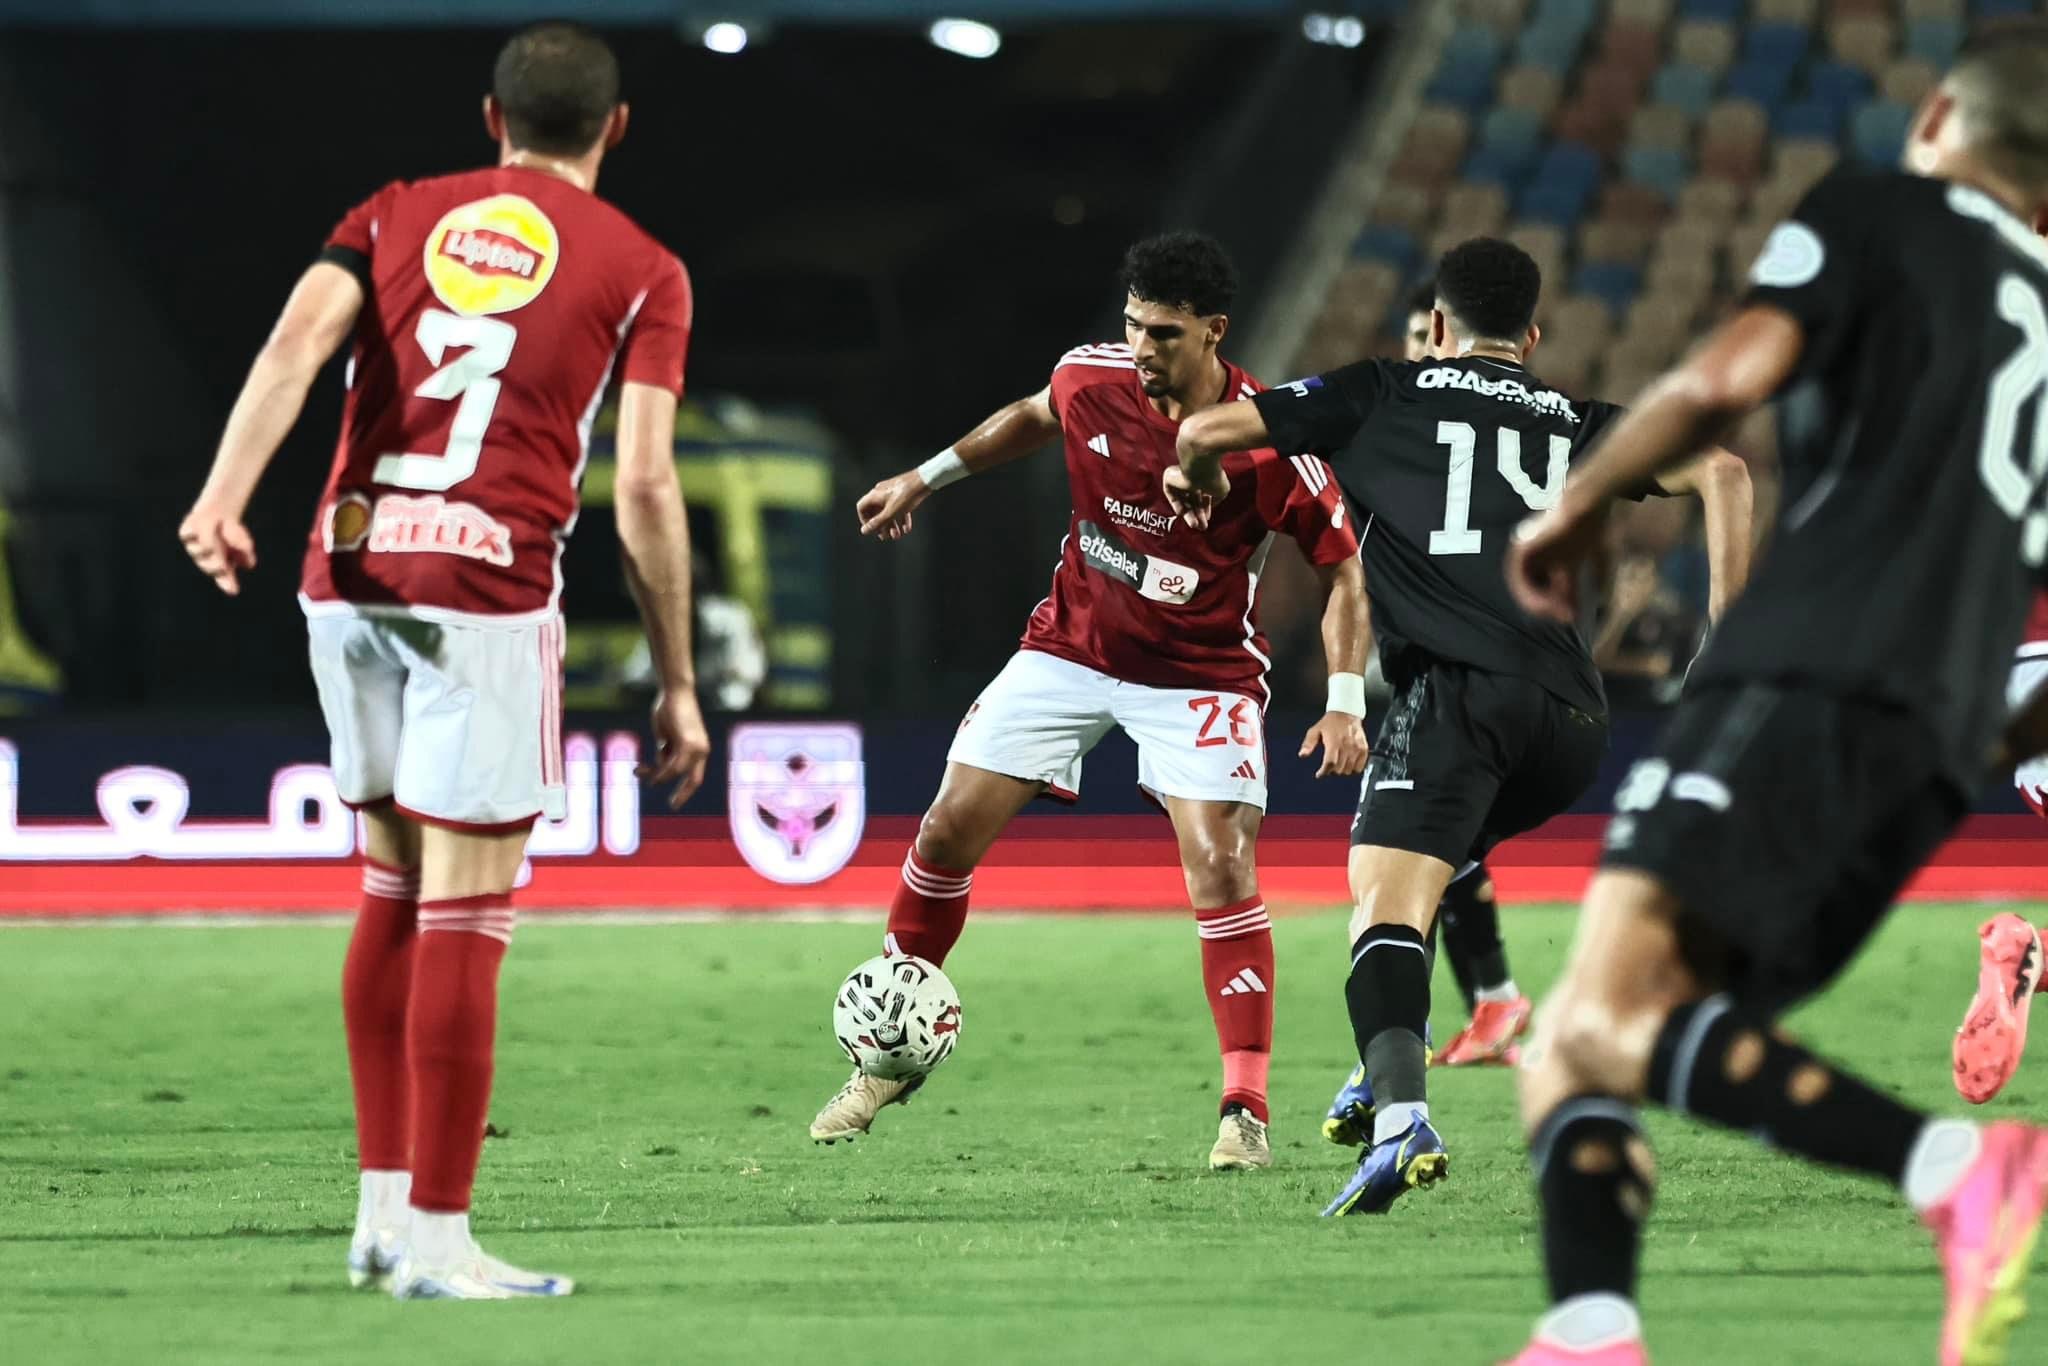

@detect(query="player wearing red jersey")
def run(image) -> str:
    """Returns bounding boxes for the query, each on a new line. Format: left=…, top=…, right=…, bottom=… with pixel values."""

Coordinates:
left=810, top=233, right=1371, bottom=1169
left=178, top=24, right=708, bottom=1300
left=1955, top=588, right=2048, bottom=1104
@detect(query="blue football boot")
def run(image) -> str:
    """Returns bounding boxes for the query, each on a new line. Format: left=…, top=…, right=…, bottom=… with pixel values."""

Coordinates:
left=1320, top=1112, right=1448, bottom=1216
left=1321, top=1025, right=1432, bottom=1147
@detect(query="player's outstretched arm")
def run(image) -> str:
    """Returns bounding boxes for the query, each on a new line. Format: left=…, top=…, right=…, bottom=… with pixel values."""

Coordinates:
left=615, top=379, right=711, bottom=809
left=178, top=262, right=363, bottom=595
left=1509, top=305, right=1801, bottom=623
left=1653, top=448, right=1754, bottom=621
left=1173, top=401, right=1271, bottom=515
left=1301, top=555, right=1371, bottom=779
left=857, top=386, right=1061, bottom=541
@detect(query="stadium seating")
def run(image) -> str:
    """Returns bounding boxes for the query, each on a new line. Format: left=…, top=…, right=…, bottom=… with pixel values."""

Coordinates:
left=1301, top=0, right=2020, bottom=401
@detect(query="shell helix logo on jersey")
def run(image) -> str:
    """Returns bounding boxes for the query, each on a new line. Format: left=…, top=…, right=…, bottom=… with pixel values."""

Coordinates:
left=325, top=491, right=513, bottom=567
left=422, top=194, right=559, bottom=317
left=1077, top=520, right=1201, bottom=605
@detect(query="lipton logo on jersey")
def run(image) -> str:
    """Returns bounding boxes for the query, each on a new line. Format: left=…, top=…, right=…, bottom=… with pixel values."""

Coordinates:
left=422, top=194, right=559, bottom=317
left=1103, top=496, right=1176, bottom=537
left=1078, top=520, right=1144, bottom=588
left=366, top=494, right=514, bottom=567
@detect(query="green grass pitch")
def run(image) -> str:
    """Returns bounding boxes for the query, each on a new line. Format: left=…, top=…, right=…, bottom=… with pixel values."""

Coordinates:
left=1, top=905, right=2042, bottom=1364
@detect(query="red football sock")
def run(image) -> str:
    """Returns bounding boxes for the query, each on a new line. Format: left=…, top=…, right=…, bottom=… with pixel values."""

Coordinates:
left=1197, top=895, right=1275, bottom=1123
left=884, top=847, right=973, bottom=965
left=407, top=895, right=514, bottom=1215
left=342, top=860, right=419, bottom=1172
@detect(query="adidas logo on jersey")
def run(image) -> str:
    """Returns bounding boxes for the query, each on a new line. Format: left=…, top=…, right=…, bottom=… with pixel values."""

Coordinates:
left=1087, top=433, right=1111, bottom=458
left=1219, top=968, right=1268, bottom=997
left=1230, top=760, right=1259, bottom=781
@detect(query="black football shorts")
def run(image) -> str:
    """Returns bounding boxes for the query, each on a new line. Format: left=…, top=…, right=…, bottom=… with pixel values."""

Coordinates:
left=1601, top=682, right=1968, bottom=1015
left=1351, top=648, right=1608, bottom=869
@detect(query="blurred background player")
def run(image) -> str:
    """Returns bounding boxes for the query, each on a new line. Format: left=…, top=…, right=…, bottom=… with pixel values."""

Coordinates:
left=1956, top=586, right=2048, bottom=1105
left=1502, top=29, right=2048, bottom=1364
left=176, top=23, right=709, bottom=1301
left=810, top=232, right=1370, bottom=1170
left=1176, top=238, right=1750, bottom=1217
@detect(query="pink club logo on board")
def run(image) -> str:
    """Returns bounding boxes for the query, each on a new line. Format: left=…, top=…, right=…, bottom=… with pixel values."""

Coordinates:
left=728, top=723, right=866, bottom=885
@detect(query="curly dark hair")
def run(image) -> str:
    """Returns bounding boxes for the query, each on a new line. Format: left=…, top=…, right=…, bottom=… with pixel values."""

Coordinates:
left=1119, top=232, right=1240, bottom=317
left=1435, top=237, right=1541, bottom=342
left=493, top=22, right=620, bottom=156
left=1406, top=277, right=1438, bottom=318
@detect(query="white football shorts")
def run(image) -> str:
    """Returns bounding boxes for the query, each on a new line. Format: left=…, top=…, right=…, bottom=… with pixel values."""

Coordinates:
left=947, top=648, right=1268, bottom=809
left=306, top=612, right=566, bottom=830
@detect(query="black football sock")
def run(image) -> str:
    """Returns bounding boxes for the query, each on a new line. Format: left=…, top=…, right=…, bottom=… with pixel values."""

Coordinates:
left=1530, top=1096, right=1654, bottom=1303
left=1440, top=867, right=1508, bottom=1004
left=1647, top=996, right=1924, bottom=1185
left=1346, top=924, right=1431, bottom=1116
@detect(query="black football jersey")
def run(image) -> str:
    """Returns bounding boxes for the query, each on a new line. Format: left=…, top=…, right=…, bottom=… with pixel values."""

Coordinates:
left=1254, top=354, right=1637, bottom=717
left=1689, top=168, right=2048, bottom=789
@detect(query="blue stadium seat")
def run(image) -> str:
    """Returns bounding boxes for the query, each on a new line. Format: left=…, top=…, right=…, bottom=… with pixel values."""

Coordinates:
left=1622, top=146, right=1690, bottom=199
left=1974, top=0, right=2035, bottom=18
left=1480, top=106, right=1544, bottom=160
left=1774, top=100, right=1841, bottom=142
left=1741, top=23, right=1809, bottom=72
left=1804, top=61, right=1872, bottom=117
left=1573, top=262, right=1642, bottom=317
left=1530, top=0, right=1598, bottom=31
left=1907, top=18, right=1965, bottom=68
left=1462, top=144, right=1534, bottom=189
left=1850, top=101, right=1914, bottom=167
left=1352, top=224, right=1419, bottom=272
left=1517, top=181, right=1591, bottom=227
left=1678, top=0, right=1742, bottom=20
left=1441, top=24, right=1506, bottom=68
left=1651, top=63, right=1717, bottom=119
left=1724, top=60, right=1795, bottom=108
left=1516, top=23, right=1585, bottom=73
left=1534, top=140, right=1602, bottom=198
left=1428, top=60, right=1500, bottom=110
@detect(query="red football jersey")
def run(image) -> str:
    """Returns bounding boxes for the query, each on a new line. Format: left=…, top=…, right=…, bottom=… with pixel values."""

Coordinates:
left=2026, top=589, right=2048, bottom=650
left=299, top=165, right=691, bottom=624
left=1019, top=342, right=1359, bottom=701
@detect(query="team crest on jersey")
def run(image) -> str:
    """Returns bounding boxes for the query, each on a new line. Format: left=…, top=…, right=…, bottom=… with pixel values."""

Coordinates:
left=422, top=194, right=559, bottom=317
left=730, top=724, right=866, bottom=886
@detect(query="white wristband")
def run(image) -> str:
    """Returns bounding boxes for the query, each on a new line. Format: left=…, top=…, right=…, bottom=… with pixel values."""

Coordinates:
left=1326, top=672, right=1367, bottom=718
left=916, top=446, right=969, bottom=491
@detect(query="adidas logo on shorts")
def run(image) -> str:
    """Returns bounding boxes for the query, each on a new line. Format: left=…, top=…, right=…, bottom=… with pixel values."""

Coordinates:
left=1230, top=760, right=1258, bottom=781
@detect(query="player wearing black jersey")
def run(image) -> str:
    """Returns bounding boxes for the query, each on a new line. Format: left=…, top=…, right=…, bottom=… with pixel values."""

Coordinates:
left=1498, top=29, right=2048, bottom=1366
left=1172, top=238, right=1752, bottom=1218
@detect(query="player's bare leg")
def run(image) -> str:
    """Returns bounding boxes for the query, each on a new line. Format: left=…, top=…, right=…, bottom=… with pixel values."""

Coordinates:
left=390, top=823, right=571, bottom=1301
left=1163, top=796, right=1272, bottom=1170
left=1508, top=871, right=2048, bottom=1365
left=1323, top=846, right=1456, bottom=1214
left=344, top=805, right=420, bottom=1289
left=811, top=762, right=1042, bottom=1143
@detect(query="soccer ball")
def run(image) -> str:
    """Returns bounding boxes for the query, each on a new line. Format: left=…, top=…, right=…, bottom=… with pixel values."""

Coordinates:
left=832, top=954, right=962, bottom=1080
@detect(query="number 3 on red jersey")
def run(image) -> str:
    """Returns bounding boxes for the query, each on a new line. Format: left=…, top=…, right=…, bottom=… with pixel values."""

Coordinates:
left=1189, top=695, right=1257, bottom=748
left=374, top=309, right=518, bottom=492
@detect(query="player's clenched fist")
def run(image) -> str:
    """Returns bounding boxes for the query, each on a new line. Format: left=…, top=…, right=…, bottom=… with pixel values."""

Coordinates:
left=857, top=471, right=931, bottom=541
left=1300, top=710, right=1368, bottom=779
left=178, top=502, right=258, bottom=596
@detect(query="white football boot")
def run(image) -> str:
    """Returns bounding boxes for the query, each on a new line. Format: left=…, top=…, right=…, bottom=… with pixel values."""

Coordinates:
left=1209, top=1107, right=1272, bottom=1171
left=808, top=1069, right=923, bottom=1143
left=389, top=1213, right=574, bottom=1300
left=347, top=1224, right=407, bottom=1290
